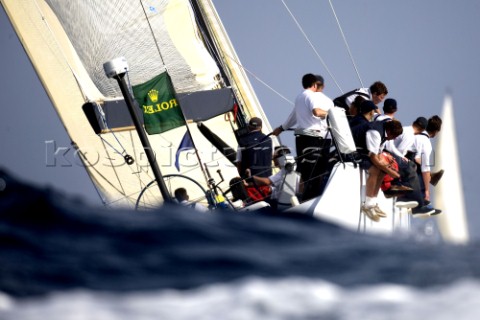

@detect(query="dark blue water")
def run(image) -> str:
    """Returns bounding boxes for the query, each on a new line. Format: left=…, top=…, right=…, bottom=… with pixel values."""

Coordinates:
left=1, top=168, right=480, bottom=319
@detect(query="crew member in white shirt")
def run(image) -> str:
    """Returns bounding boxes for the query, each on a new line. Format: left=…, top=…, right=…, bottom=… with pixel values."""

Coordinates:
left=272, top=73, right=333, bottom=201
left=174, top=187, right=209, bottom=212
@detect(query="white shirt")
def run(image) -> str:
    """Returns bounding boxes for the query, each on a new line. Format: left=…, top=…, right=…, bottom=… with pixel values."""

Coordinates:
left=268, top=168, right=300, bottom=199
left=373, top=114, right=403, bottom=157
left=282, top=90, right=333, bottom=137
left=374, top=114, right=391, bottom=122
left=179, top=200, right=209, bottom=212
left=345, top=88, right=372, bottom=108
left=365, top=130, right=387, bottom=155
left=392, top=125, right=415, bottom=156
left=413, top=131, right=433, bottom=172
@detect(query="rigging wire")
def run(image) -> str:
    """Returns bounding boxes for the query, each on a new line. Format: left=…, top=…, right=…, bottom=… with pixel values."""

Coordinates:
left=217, top=50, right=294, bottom=106
left=232, top=62, right=294, bottom=106
left=196, top=2, right=293, bottom=106
left=280, top=0, right=343, bottom=93
left=328, top=0, right=364, bottom=88
left=93, top=103, right=130, bottom=156
left=139, top=0, right=166, bottom=67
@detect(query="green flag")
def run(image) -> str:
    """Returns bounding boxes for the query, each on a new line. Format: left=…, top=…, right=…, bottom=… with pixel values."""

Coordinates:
left=132, top=72, right=185, bottom=134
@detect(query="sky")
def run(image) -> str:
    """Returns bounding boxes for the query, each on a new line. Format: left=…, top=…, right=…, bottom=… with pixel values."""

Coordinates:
left=1, top=1, right=480, bottom=238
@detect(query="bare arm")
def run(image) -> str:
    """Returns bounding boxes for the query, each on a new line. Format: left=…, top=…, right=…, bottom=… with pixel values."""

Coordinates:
left=251, top=175, right=272, bottom=186
left=312, top=108, right=328, bottom=119
left=274, top=109, right=297, bottom=136
left=422, top=171, right=431, bottom=200
left=272, top=126, right=284, bottom=136
left=369, top=153, right=400, bottom=179
left=415, top=157, right=432, bottom=201
left=244, top=169, right=272, bottom=187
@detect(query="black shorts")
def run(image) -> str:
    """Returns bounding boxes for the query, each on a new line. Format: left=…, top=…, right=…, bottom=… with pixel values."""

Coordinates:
left=358, top=153, right=373, bottom=171
left=295, top=134, right=331, bottom=179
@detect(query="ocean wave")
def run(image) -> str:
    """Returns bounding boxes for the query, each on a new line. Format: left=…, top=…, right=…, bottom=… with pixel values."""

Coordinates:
left=1, top=168, right=480, bottom=300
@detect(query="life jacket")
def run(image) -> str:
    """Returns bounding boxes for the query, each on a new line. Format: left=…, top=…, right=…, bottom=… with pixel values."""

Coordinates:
left=238, top=131, right=272, bottom=178
left=333, top=89, right=370, bottom=113
left=380, top=152, right=399, bottom=191
left=351, top=121, right=386, bottom=155
left=245, top=185, right=272, bottom=202
left=349, top=114, right=369, bottom=128
left=229, top=177, right=271, bottom=203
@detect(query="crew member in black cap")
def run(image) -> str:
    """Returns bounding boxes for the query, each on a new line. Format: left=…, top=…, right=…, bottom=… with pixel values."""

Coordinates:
left=374, top=98, right=398, bottom=121
left=236, top=117, right=273, bottom=178
left=349, top=100, right=378, bottom=128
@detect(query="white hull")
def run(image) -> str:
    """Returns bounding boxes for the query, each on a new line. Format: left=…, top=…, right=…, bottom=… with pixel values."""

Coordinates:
left=287, top=162, right=411, bottom=236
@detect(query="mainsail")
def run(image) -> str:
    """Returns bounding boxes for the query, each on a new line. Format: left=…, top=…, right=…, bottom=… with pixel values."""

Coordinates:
left=433, top=94, right=469, bottom=244
left=1, top=0, right=272, bottom=208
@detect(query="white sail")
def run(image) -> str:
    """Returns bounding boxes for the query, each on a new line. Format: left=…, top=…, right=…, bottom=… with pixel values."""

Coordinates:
left=0, top=0, right=270, bottom=209
left=433, top=94, right=469, bottom=244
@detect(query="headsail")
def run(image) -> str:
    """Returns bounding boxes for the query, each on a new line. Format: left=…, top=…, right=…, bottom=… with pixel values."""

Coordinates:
left=433, top=94, right=469, bottom=244
left=1, top=0, right=271, bottom=208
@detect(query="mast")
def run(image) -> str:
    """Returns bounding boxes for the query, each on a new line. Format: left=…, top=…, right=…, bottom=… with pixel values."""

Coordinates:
left=104, top=57, right=172, bottom=204
left=194, top=0, right=274, bottom=132
left=189, top=0, right=246, bottom=128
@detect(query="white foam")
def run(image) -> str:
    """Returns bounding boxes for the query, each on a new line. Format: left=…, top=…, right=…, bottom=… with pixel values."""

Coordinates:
left=1, top=277, right=480, bottom=320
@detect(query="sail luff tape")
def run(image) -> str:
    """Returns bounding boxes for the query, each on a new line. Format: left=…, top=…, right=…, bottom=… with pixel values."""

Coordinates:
left=31, top=0, right=92, bottom=102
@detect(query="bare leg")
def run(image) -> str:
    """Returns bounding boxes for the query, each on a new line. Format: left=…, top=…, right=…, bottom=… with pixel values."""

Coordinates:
left=373, top=170, right=385, bottom=197
left=366, top=166, right=382, bottom=197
